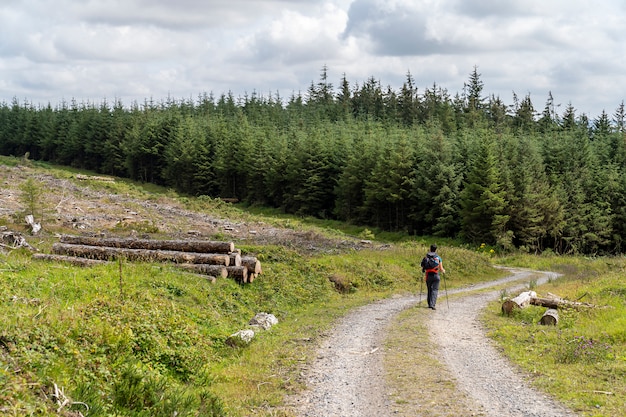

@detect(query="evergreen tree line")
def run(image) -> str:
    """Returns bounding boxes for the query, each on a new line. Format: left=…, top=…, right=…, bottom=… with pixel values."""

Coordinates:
left=1, top=67, right=626, bottom=254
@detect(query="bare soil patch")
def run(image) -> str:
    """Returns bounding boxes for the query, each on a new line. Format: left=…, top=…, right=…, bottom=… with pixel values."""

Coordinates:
left=0, top=164, right=366, bottom=254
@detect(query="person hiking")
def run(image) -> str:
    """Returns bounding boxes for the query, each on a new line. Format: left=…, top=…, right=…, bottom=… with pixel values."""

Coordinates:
left=421, top=244, right=445, bottom=310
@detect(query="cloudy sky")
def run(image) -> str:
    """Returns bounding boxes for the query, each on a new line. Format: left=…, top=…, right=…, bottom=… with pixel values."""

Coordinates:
left=1, top=0, right=624, bottom=119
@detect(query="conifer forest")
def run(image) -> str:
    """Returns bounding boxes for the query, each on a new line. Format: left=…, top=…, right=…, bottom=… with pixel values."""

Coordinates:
left=2, top=67, right=626, bottom=255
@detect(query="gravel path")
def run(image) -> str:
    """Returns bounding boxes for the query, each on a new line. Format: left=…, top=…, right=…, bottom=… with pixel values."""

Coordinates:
left=293, top=294, right=418, bottom=416
left=429, top=269, right=577, bottom=417
left=292, top=268, right=579, bottom=417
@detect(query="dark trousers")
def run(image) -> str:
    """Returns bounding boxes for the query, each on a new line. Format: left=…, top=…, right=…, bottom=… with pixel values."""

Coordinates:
left=426, top=273, right=440, bottom=308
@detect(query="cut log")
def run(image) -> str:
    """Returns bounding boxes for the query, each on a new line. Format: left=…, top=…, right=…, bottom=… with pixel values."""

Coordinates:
left=52, top=243, right=230, bottom=265
left=226, top=266, right=248, bottom=283
left=32, top=253, right=107, bottom=267
left=59, top=235, right=235, bottom=253
left=502, top=291, right=537, bottom=315
left=241, top=256, right=262, bottom=274
left=529, top=297, right=560, bottom=309
left=540, top=308, right=559, bottom=325
left=530, top=296, right=597, bottom=309
left=228, top=252, right=242, bottom=267
left=177, top=264, right=228, bottom=278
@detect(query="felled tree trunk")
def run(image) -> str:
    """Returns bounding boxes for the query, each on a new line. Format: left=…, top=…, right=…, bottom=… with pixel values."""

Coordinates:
left=59, top=235, right=235, bottom=253
left=52, top=243, right=230, bottom=265
left=540, top=308, right=559, bottom=325
left=177, top=264, right=228, bottom=278
left=241, top=256, right=262, bottom=274
left=32, top=253, right=107, bottom=267
left=226, top=266, right=248, bottom=283
left=502, top=291, right=537, bottom=315
left=530, top=296, right=596, bottom=309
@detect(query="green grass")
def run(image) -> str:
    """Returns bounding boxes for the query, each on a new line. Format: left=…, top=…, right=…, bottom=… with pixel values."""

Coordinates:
left=483, top=255, right=626, bottom=417
left=0, top=237, right=500, bottom=416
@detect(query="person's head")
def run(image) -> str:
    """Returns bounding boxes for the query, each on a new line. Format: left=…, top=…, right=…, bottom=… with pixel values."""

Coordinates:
left=430, top=244, right=437, bottom=252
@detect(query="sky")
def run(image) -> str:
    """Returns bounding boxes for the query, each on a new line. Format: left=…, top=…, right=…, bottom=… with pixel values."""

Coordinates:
left=1, top=0, right=624, bottom=119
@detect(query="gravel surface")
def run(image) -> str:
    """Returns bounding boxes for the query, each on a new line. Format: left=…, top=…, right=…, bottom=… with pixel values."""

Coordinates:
left=291, top=268, right=579, bottom=417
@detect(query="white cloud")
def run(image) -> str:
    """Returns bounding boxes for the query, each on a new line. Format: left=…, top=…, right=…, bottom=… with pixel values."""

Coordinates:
left=0, top=0, right=624, bottom=116
left=239, top=3, right=349, bottom=65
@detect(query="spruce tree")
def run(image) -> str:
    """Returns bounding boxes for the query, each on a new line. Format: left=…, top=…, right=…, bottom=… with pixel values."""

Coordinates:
left=409, top=123, right=461, bottom=236
left=459, top=130, right=509, bottom=245
left=462, top=66, right=486, bottom=127
left=363, top=130, right=415, bottom=231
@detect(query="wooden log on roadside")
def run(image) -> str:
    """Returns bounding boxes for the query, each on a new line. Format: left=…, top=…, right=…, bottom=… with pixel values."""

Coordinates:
left=32, top=253, right=108, bottom=267
left=59, top=235, right=235, bottom=254
left=52, top=243, right=230, bottom=265
left=241, top=256, right=262, bottom=274
left=540, top=308, right=559, bottom=325
left=502, top=291, right=537, bottom=315
left=226, top=266, right=248, bottom=283
left=530, top=296, right=596, bottom=310
left=530, top=297, right=560, bottom=309
left=177, top=264, right=228, bottom=278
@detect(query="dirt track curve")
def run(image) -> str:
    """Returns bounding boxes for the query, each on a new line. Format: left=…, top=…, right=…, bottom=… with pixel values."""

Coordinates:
left=290, top=268, right=578, bottom=417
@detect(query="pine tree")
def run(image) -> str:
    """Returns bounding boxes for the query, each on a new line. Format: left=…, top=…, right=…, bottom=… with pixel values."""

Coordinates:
left=409, top=124, right=461, bottom=236
left=289, top=127, right=340, bottom=218
left=398, top=71, right=419, bottom=126
left=538, top=91, right=560, bottom=132
left=336, top=73, right=352, bottom=121
left=614, top=101, right=625, bottom=133
left=462, top=66, right=486, bottom=127
left=499, top=133, right=563, bottom=252
left=610, top=170, right=626, bottom=252
left=561, top=102, right=577, bottom=130
left=549, top=129, right=612, bottom=253
left=363, top=130, right=415, bottom=230
left=334, top=123, right=380, bottom=223
left=101, top=99, right=131, bottom=177
left=459, top=130, right=509, bottom=245
left=487, top=94, right=508, bottom=130
left=512, top=93, right=535, bottom=132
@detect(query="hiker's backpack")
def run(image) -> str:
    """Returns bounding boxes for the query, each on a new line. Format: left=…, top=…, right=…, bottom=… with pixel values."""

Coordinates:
left=421, top=253, right=440, bottom=272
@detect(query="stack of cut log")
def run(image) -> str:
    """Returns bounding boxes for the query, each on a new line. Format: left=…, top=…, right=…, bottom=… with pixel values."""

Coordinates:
left=35, top=235, right=262, bottom=284
left=501, top=291, right=597, bottom=326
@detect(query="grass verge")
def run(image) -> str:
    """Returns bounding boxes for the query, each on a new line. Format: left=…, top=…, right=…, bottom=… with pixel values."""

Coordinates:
left=482, top=255, right=626, bottom=417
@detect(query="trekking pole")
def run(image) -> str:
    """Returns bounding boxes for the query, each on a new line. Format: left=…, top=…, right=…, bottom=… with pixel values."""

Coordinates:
left=442, top=271, right=449, bottom=310
left=418, top=273, right=424, bottom=305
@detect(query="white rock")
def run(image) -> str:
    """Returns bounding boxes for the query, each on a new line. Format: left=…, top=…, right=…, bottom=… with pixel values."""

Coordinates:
left=249, top=312, right=278, bottom=330
left=226, top=329, right=255, bottom=347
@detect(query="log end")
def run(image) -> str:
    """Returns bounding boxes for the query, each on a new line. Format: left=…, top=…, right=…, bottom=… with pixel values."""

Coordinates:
left=540, top=308, right=559, bottom=326
left=501, top=300, right=517, bottom=316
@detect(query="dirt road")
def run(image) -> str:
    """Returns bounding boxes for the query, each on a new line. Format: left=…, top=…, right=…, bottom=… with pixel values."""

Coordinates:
left=291, top=269, right=578, bottom=417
